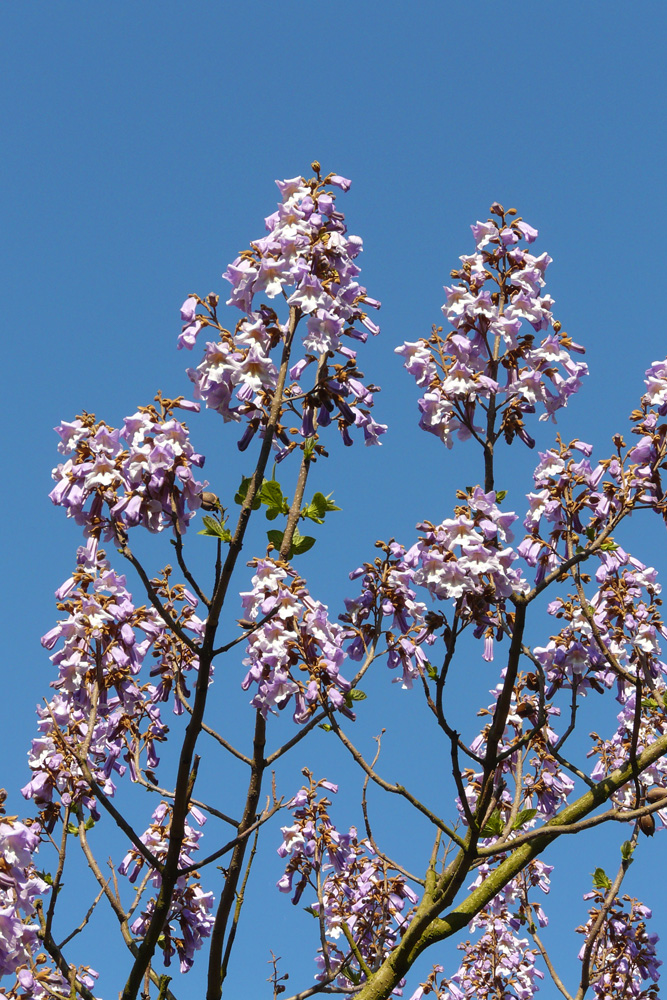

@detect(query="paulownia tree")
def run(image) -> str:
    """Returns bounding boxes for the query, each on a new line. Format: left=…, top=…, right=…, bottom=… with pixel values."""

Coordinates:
left=2, top=164, right=667, bottom=1000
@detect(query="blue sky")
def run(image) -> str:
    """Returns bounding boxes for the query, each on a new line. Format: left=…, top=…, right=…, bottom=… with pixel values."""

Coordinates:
left=3, top=2, right=667, bottom=997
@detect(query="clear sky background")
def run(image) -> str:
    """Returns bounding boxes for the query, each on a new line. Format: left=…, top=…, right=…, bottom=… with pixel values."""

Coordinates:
left=2, top=2, right=667, bottom=998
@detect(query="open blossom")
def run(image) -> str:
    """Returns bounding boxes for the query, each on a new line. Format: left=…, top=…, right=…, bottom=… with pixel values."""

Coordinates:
left=408, top=489, right=528, bottom=610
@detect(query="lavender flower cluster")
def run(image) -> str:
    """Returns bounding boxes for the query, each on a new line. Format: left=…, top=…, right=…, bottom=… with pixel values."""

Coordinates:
left=396, top=205, right=588, bottom=450
left=343, top=487, right=527, bottom=689
left=23, top=549, right=203, bottom=826
left=240, top=558, right=353, bottom=721
left=577, top=891, right=661, bottom=998
left=277, top=774, right=418, bottom=991
left=181, top=168, right=386, bottom=454
left=0, top=810, right=48, bottom=978
left=50, top=402, right=205, bottom=540
left=119, top=802, right=214, bottom=973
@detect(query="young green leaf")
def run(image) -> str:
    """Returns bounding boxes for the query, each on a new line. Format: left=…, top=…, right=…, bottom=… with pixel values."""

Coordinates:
left=620, top=840, right=635, bottom=862
left=198, top=515, right=232, bottom=541
left=480, top=809, right=504, bottom=838
left=512, top=808, right=537, bottom=830
left=234, top=475, right=262, bottom=510
left=291, top=531, right=316, bottom=556
left=303, top=437, right=316, bottom=460
left=348, top=689, right=367, bottom=701
left=301, top=491, right=341, bottom=524
left=592, top=867, right=612, bottom=890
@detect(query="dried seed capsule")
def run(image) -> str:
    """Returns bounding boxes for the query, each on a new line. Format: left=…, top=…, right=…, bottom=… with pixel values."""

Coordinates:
left=646, top=786, right=667, bottom=804
left=639, top=813, right=656, bottom=837
left=200, top=491, right=220, bottom=511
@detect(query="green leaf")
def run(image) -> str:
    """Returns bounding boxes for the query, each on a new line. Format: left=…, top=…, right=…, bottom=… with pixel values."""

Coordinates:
left=292, top=531, right=316, bottom=555
left=267, top=529, right=285, bottom=553
left=584, top=526, right=596, bottom=541
left=267, top=528, right=316, bottom=559
left=84, top=817, right=96, bottom=831
left=600, top=540, right=619, bottom=552
left=319, top=723, right=332, bottom=732
left=620, top=840, right=635, bottom=862
left=495, top=490, right=508, bottom=502
left=66, top=822, right=79, bottom=837
left=303, top=906, right=318, bottom=918
left=302, top=491, right=341, bottom=524
left=259, top=479, right=290, bottom=520
left=260, top=480, right=286, bottom=508
left=348, top=689, right=367, bottom=701
left=234, top=476, right=262, bottom=510
left=512, top=808, right=537, bottom=830
left=592, top=866, right=612, bottom=890
left=344, top=967, right=361, bottom=987
left=198, top=515, right=232, bottom=541
left=480, top=809, right=504, bottom=838
left=425, top=663, right=438, bottom=681
left=303, top=437, right=316, bottom=460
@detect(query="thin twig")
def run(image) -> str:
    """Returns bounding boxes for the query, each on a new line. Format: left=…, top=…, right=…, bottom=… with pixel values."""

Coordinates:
left=328, top=714, right=466, bottom=849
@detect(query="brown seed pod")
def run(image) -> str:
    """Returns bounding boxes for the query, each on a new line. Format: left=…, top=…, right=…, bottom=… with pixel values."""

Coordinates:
left=200, top=491, right=220, bottom=511
left=639, top=813, right=656, bottom=837
left=646, top=786, right=667, bottom=804
left=516, top=702, right=534, bottom=718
